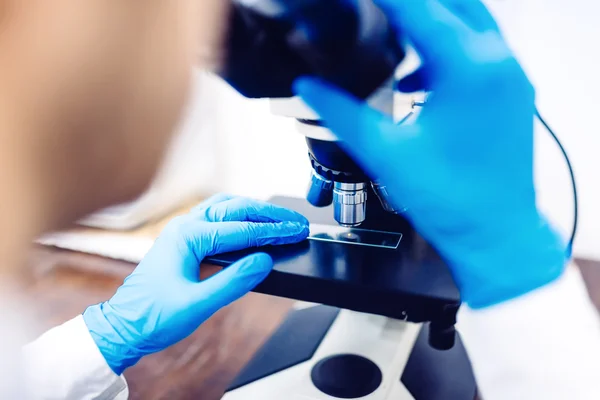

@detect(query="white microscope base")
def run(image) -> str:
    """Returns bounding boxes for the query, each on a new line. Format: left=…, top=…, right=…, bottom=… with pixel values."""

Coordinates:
left=222, top=305, right=476, bottom=400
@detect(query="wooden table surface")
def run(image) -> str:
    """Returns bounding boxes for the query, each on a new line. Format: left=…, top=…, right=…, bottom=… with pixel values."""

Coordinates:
left=25, top=246, right=600, bottom=400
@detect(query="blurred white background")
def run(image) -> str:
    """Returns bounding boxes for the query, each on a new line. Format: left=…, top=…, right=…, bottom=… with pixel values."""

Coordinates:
left=486, top=0, right=600, bottom=260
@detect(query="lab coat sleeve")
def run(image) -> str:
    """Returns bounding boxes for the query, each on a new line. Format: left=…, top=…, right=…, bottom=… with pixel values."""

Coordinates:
left=458, top=263, right=600, bottom=400
left=22, top=315, right=129, bottom=400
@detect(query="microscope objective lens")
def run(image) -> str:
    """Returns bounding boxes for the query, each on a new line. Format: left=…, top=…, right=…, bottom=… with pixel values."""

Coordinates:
left=333, top=182, right=367, bottom=227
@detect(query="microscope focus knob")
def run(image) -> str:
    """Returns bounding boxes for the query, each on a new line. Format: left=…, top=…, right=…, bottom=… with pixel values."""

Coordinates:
left=372, top=181, right=408, bottom=214
left=307, top=170, right=334, bottom=207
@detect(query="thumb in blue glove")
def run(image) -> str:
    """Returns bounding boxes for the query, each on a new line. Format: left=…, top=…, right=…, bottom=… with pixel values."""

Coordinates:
left=83, top=194, right=309, bottom=375
left=294, top=0, right=566, bottom=309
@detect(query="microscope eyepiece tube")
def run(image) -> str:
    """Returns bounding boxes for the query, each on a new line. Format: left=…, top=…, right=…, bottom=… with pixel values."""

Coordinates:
left=333, top=182, right=367, bottom=227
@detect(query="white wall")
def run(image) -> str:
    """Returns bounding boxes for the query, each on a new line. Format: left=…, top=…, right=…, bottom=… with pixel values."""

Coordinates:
left=209, top=0, right=600, bottom=260
left=210, top=78, right=313, bottom=200
left=486, top=0, right=600, bottom=259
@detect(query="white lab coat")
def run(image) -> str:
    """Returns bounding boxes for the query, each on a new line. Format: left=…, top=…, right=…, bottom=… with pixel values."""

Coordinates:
left=5, top=263, right=597, bottom=399
left=22, top=317, right=129, bottom=399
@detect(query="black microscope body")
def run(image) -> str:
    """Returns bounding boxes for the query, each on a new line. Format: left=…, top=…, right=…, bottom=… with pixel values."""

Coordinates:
left=212, top=1, right=478, bottom=398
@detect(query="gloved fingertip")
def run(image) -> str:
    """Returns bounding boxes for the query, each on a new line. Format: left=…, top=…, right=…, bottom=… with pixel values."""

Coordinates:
left=298, top=214, right=310, bottom=227
left=281, top=205, right=310, bottom=226
left=291, top=220, right=310, bottom=231
left=236, top=252, right=274, bottom=278
left=239, top=251, right=273, bottom=268
left=293, top=76, right=329, bottom=97
left=298, top=223, right=310, bottom=240
left=293, top=78, right=364, bottom=132
left=194, top=253, right=273, bottom=309
left=274, top=221, right=310, bottom=244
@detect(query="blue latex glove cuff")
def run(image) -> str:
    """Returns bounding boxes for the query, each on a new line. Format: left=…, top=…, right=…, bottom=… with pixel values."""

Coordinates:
left=84, top=303, right=140, bottom=375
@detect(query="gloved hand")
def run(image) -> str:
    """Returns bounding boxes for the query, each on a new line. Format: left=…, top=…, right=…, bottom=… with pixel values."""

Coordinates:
left=295, top=0, right=566, bottom=309
left=83, top=194, right=309, bottom=375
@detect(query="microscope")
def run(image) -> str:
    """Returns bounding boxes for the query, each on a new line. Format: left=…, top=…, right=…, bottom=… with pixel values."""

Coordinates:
left=210, top=1, right=478, bottom=399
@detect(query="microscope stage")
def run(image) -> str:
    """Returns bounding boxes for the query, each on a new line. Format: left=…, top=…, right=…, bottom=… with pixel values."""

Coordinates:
left=205, top=196, right=461, bottom=323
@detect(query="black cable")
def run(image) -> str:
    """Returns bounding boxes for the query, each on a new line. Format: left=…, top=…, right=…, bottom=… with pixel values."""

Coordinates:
left=535, top=108, right=578, bottom=257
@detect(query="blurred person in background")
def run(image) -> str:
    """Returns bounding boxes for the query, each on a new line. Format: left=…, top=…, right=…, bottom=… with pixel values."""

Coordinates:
left=0, top=1, right=598, bottom=399
left=0, top=1, right=308, bottom=398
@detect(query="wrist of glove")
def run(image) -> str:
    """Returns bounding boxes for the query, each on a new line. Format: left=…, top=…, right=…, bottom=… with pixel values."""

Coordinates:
left=436, top=211, right=567, bottom=309
left=84, top=303, right=144, bottom=374
left=83, top=195, right=309, bottom=375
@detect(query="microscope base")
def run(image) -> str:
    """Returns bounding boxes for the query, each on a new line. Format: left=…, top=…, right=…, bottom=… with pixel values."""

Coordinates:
left=222, top=305, right=477, bottom=400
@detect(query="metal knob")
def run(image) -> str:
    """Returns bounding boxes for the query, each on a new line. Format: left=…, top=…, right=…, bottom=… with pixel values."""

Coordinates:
left=372, top=181, right=407, bottom=214
left=307, top=171, right=334, bottom=207
left=333, top=182, right=367, bottom=227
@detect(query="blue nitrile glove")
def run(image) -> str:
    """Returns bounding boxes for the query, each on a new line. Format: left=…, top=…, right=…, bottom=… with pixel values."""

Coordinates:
left=83, top=194, right=309, bottom=375
left=294, top=0, right=567, bottom=309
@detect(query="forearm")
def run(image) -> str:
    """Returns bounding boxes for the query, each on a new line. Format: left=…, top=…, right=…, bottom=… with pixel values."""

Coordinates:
left=22, top=316, right=128, bottom=400
left=458, top=263, right=600, bottom=399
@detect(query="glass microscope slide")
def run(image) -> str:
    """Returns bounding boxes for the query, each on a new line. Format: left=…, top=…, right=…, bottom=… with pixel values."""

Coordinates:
left=308, top=224, right=402, bottom=249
